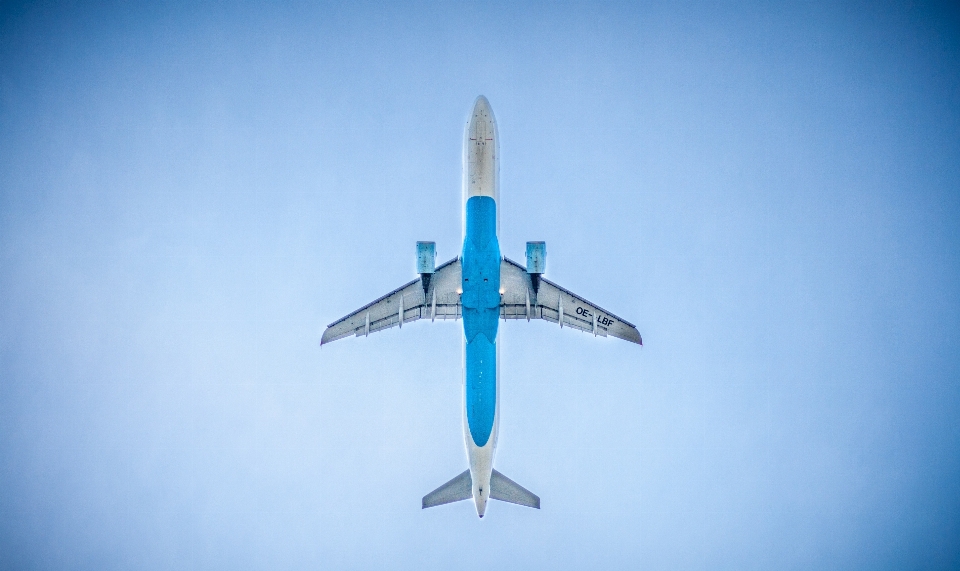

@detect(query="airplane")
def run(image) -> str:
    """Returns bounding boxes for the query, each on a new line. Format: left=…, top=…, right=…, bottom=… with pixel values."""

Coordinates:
left=321, top=96, right=642, bottom=518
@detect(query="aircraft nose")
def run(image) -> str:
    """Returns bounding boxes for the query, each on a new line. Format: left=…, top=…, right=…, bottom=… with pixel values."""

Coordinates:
left=473, top=95, right=491, bottom=114
left=470, top=96, right=496, bottom=130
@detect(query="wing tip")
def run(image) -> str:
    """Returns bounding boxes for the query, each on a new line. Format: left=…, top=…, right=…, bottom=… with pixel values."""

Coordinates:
left=320, top=327, right=337, bottom=346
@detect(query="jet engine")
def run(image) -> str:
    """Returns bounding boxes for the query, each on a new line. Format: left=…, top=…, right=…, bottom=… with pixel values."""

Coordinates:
left=526, top=241, right=545, bottom=294
left=417, top=241, right=436, bottom=294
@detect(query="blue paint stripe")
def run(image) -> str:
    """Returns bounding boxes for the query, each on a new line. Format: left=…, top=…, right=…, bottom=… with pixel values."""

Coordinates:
left=466, top=334, right=496, bottom=447
left=462, top=196, right=500, bottom=447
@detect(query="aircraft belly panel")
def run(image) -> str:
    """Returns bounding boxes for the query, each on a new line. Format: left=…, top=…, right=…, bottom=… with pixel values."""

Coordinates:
left=465, top=334, right=496, bottom=447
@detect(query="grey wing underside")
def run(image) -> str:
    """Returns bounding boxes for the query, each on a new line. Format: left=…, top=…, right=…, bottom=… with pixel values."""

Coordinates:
left=320, top=256, right=641, bottom=346
left=422, top=470, right=472, bottom=509
left=320, top=258, right=462, bottom=345
left=500, top=257, right=642, bottom=345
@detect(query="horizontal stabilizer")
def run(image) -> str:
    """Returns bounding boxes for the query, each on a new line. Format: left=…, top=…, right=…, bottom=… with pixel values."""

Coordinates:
left=422, top=470, right=472, bottom=509
left=490, top=469, right=540, bottom=509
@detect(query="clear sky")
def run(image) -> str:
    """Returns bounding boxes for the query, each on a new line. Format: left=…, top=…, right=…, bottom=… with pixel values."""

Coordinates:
left=1, top=1, right=958, bottom=569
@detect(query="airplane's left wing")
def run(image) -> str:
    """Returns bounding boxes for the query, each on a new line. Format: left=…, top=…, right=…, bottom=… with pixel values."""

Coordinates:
left=500, top=257, right=642, bottom=345
left=321, top=258, right=462, bottom=345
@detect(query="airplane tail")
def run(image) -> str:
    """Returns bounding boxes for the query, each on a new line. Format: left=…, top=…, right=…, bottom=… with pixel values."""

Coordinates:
left=422, top=469, right=540, bottom=510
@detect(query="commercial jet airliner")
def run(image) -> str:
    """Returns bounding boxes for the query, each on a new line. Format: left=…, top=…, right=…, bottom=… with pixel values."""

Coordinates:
left=321, top=96, right=642, bottom=517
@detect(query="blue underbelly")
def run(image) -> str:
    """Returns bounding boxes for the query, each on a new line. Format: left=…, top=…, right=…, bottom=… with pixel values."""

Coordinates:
left=465, top=335, right=496, bottom=447
left=462, top=196, right=500, bottom=447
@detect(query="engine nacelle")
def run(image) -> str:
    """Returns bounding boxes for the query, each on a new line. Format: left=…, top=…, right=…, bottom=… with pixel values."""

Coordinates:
left=417, top=241, right=436, bottom=294
left=526, top=241, right=546, bottom=294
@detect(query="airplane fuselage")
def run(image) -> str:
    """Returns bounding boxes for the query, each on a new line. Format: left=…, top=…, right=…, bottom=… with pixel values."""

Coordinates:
left=461, top=96, right=500, bottom=517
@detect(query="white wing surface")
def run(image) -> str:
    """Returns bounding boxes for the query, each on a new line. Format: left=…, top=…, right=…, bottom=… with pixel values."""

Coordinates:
left=321, top=258, right=462, bottom=345
left=500, top=257, right=642, bottom=345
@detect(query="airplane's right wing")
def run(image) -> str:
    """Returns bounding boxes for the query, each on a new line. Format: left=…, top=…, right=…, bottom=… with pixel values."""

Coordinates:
left=500, top=257, right=642, bottom=345
left=321, top=258, right=462, bottom=345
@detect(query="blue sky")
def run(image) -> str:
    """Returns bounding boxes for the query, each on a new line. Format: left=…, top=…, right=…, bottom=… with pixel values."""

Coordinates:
left=1, top=1, right=958, bottom=569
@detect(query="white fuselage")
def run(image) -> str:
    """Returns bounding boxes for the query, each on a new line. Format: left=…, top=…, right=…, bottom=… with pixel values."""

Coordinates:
left=461, top=96, right=500, bottom=517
